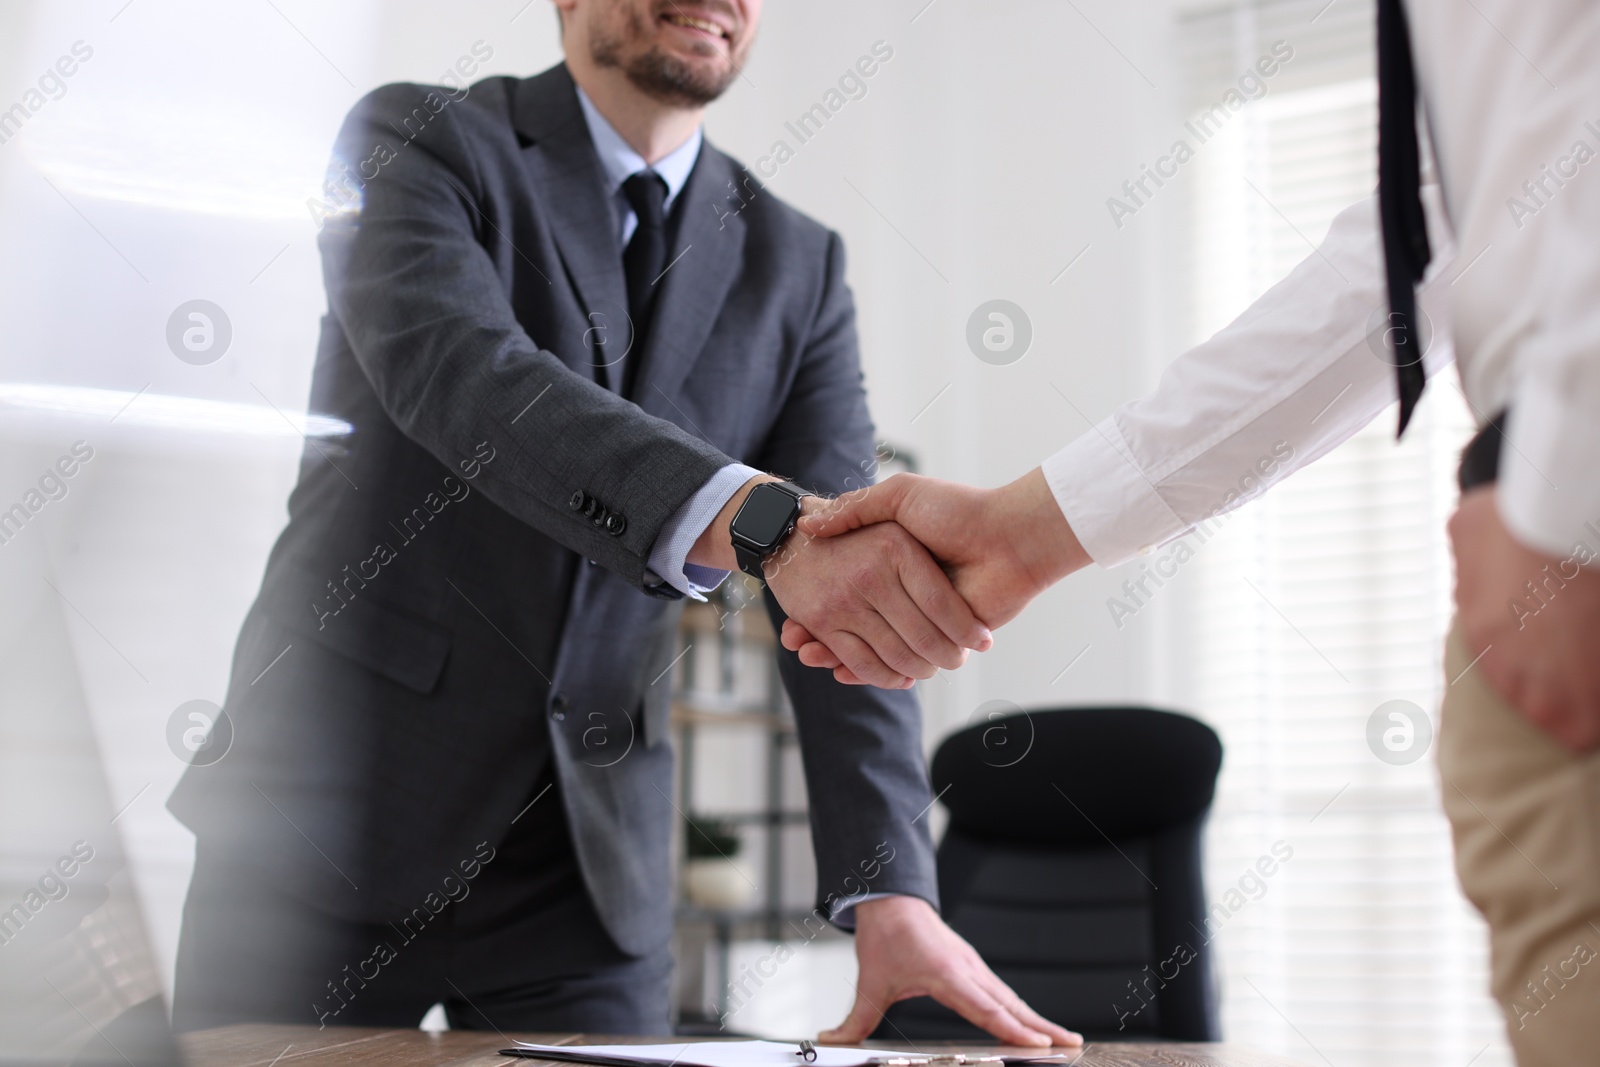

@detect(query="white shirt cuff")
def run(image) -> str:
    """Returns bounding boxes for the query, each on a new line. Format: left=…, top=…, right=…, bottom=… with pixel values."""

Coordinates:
left=1041, top=419, right=1187, bottom=568
left=644, top=463, right=763, bottom=600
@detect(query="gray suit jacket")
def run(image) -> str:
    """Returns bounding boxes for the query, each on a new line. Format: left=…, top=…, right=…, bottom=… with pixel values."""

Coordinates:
left=168, top=63, right=937, bottom=957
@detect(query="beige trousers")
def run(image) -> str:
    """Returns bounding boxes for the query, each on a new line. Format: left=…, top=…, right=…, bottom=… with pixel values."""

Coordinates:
left=1440, top=623, right=1600, bottom=1067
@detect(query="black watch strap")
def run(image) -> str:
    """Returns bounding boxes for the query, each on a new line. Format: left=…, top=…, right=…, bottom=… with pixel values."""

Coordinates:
left=733, top=540, right=769, bottom=583
left=731, top=480, right=812, bottom=585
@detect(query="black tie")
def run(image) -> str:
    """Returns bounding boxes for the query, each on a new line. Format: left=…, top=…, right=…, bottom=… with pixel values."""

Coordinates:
left=621, top=171, right=669, bottom=400
left=1377, top=0, right=1432, bottom=437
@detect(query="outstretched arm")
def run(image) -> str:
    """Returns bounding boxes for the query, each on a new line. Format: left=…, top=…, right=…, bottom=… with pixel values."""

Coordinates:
left=787, top=192, right=1458, bottom=683
left=327, top=85, right=987, bottom=686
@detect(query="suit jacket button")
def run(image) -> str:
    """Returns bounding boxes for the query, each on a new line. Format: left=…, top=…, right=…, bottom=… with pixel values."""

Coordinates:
left=604, top=513, right=626, bottom=536
left=569, top=491, right=587, bottom=512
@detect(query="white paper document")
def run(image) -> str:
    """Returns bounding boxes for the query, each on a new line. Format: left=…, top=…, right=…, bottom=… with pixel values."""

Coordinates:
left=512, top=1041, right=876, bottom=1067
left=508, top=1039, right=1079, bottom=1067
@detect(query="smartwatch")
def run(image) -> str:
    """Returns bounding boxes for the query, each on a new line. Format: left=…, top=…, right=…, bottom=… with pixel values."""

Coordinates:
left=729, top=480, right=814, bottom=584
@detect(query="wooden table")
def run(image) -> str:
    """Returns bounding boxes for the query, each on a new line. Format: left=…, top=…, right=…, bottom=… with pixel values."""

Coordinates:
left=179, top=1025, right=1315, bottom=1067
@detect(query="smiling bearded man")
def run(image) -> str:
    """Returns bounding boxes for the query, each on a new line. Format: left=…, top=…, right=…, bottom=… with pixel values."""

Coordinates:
left=164, top=0, right=1076, bottom=1047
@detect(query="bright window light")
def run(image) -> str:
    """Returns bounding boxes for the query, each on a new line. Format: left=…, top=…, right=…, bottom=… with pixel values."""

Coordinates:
left=0, top=383, right=351, bottom=438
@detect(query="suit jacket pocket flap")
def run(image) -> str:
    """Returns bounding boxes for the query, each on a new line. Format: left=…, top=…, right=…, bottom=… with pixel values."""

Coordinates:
left=260, top=564, right=452, bottom=694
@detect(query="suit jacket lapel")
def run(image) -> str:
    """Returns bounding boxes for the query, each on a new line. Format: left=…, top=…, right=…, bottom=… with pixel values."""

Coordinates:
left=510, top=65, right=748, bottom=412
left=632, top=148, right=747, bottom=417
left=512, top=65, right=630, bottom=391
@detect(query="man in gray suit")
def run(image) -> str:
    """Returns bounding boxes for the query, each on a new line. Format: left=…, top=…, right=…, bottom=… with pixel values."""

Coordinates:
left=166, top=0, right=1075, bottom=1047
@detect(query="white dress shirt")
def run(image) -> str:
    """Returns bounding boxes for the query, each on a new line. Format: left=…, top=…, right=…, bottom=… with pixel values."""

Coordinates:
left=1043, top=1, right=1600, bottom=566
left=573, top=88, right=762, bottom=599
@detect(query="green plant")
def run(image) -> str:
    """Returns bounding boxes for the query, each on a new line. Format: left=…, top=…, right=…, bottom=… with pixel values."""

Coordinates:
left=685, top=816, right=741, bottom=859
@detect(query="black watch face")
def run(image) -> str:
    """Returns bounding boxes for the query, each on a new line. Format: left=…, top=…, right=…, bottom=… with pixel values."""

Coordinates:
left=735, top=486, right=800, bottom=548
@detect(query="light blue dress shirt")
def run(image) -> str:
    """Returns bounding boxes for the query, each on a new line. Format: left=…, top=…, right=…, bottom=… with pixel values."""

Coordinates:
left=575, top=86, right=702, bottom=246
left=574, top=88, right=761, bottom=600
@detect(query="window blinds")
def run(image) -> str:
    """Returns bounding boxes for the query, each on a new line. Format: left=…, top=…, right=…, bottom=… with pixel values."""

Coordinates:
left=1175, top=2, right=1510, bottom=1064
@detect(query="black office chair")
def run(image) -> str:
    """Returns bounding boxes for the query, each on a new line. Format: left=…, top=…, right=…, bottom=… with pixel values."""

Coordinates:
left=875, top=706, right=1223, bottom=1042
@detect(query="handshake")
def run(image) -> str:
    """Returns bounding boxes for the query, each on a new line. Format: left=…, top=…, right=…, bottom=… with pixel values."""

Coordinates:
left=703, top=468, right=1093, bottom=689
left=734, top=466, right=1600, bottom=752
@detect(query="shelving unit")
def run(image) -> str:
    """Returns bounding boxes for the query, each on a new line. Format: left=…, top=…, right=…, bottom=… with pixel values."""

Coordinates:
left=670, top=584, right=814, bottom=1026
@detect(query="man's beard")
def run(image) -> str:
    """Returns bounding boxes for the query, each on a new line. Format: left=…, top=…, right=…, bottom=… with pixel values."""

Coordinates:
left=590, top=6, right=741, bottom=107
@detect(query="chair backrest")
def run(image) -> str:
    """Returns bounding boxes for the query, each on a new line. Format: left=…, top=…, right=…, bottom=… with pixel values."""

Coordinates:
left=876, top=707, right=1223, bottom=1042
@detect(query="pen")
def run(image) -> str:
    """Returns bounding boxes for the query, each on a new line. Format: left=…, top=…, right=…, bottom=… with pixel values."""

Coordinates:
left=796, top=1040, right=817, bottom=1062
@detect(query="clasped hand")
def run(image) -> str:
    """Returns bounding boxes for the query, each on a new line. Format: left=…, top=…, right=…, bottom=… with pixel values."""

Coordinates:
left=774, top=471, right=1089, bottom=686
left=758, top=494, right=992, bottom=690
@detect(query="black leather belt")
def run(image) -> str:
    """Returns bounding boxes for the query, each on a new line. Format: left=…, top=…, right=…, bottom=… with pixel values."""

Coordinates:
left=1458, top=408, right=1508, bottom=492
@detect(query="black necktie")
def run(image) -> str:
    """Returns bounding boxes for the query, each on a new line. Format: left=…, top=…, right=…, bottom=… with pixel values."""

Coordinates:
left=1377, top=0, right=1432, bottom=437
left=620, top=171, right=669, bottom=400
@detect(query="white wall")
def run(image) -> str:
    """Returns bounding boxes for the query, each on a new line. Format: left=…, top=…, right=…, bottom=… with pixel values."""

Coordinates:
left=706, top=2, right=1188, bottom=742
left=0, top=0, right=1193, bottom=1004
